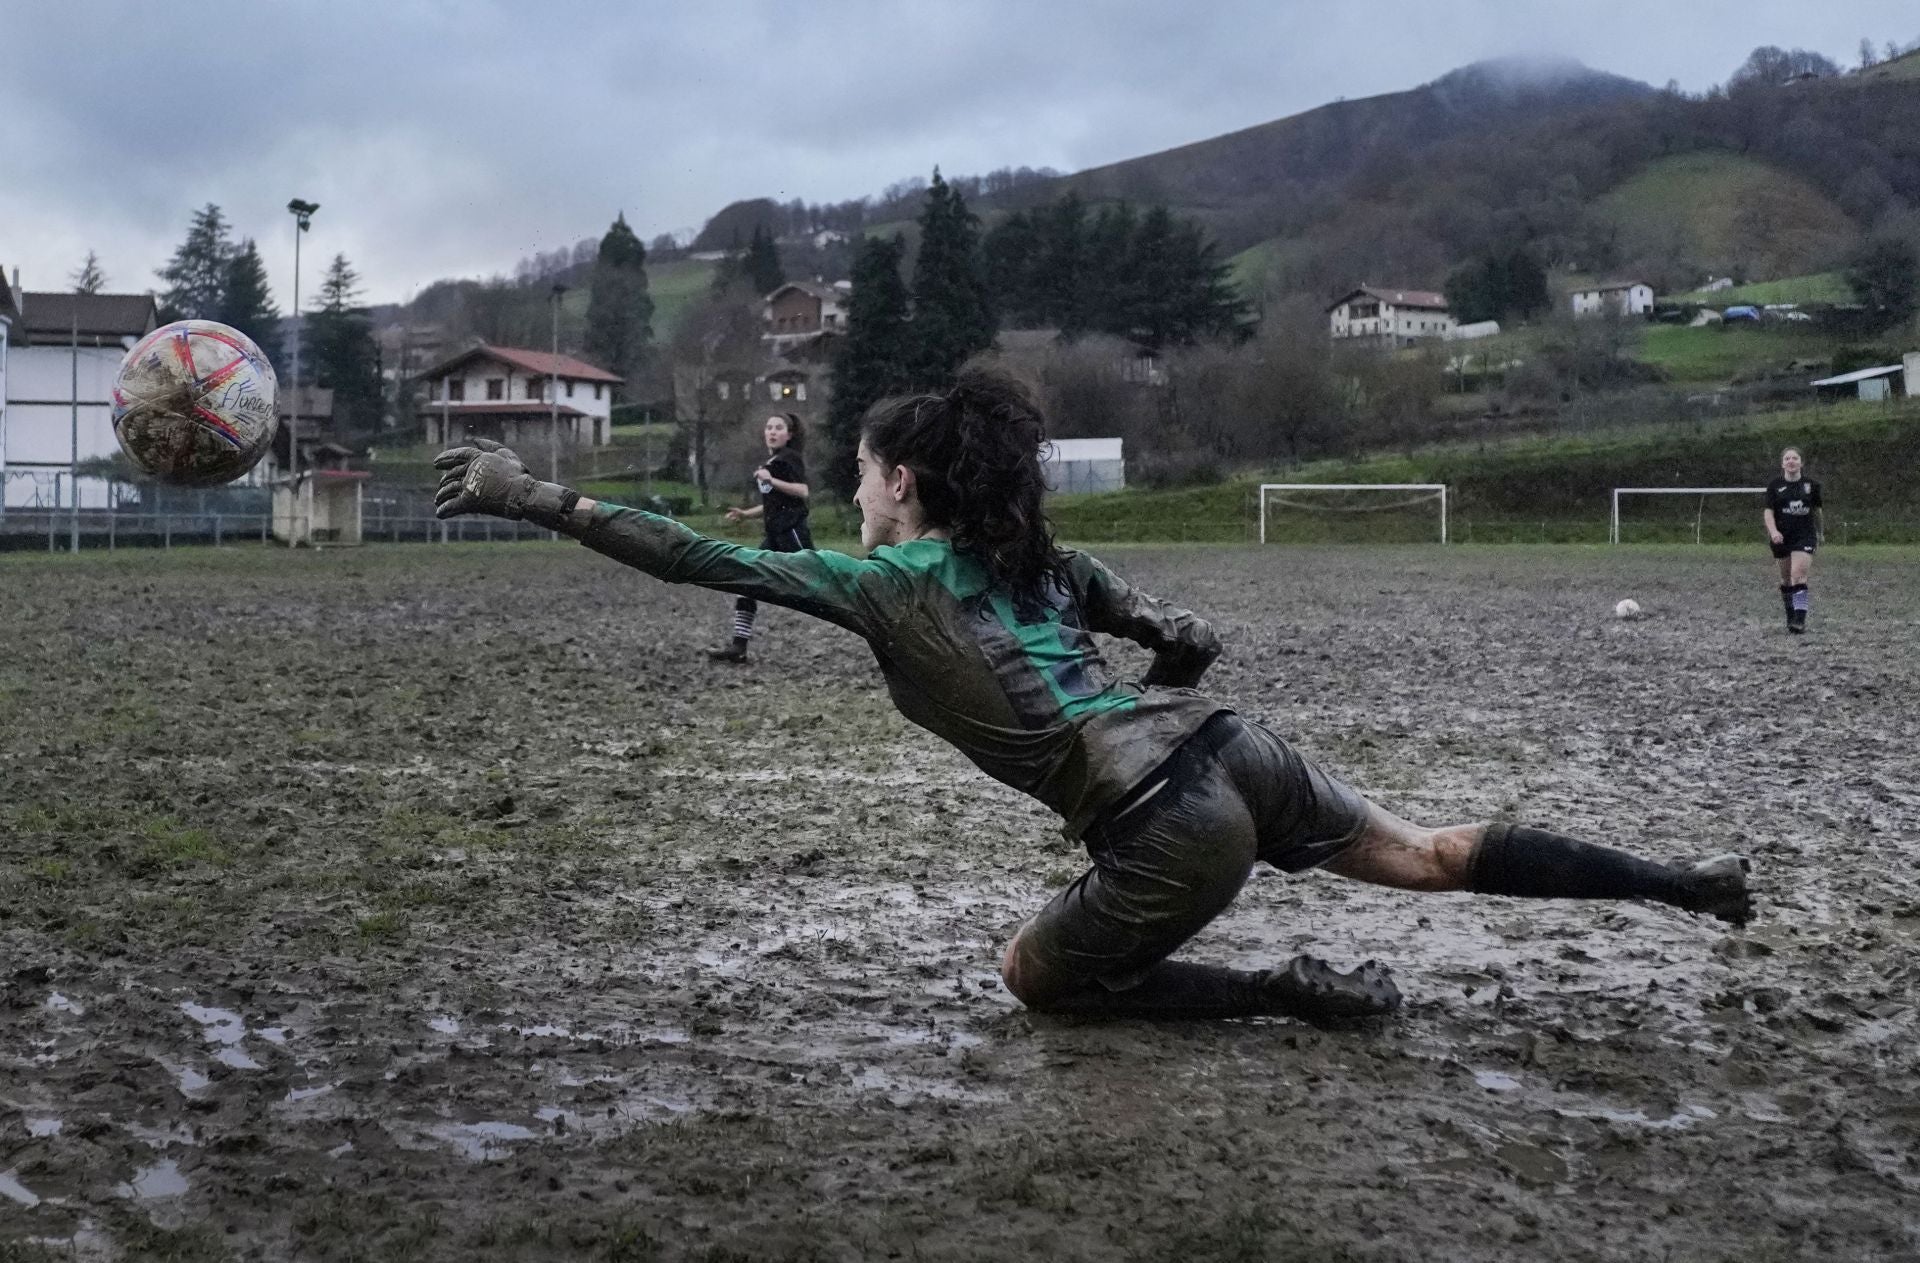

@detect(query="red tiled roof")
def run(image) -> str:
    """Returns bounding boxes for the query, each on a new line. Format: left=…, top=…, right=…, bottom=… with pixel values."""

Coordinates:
left=424, top=401, right=591, bottom=418
left=416, top=343, right=623, bottom=384
left=1328, top=285, right=1449, bottom=312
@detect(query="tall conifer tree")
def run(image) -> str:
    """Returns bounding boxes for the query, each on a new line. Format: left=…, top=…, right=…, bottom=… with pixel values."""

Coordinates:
left=826, top=234, right=912, bottom=495
left=157, top=204, right=233, bottom=320
left=907, top=170, right=995, bottom=387
left=744, top=224, right=786, bottom=296
left=218, top=239, right=282, bottom=364
left=307, top=254, right=383, bottom=430
left=584, top=213, right=654, bottom=393
left=70, top=251, right=107, bottom=294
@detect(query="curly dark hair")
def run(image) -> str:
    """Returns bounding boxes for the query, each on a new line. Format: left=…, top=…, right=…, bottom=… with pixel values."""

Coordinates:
left=861, top=361, right=1067, bottom=617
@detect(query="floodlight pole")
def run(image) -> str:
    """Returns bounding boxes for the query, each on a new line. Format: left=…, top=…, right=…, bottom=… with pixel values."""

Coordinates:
left=549, top=284, right=566, bottom=540
left=285, top=199, right=318, bottom=493
left=68, top=308, right=79, bottom=553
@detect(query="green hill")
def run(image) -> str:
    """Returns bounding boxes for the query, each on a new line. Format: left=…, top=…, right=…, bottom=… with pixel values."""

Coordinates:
left=1598, top=152, right=1858, bottom=283
left=1048, top=398, right=1920, bottom=545
left=645, top=257, right=720, bottom=339
left=1669, top=271, right=1851, bottom=306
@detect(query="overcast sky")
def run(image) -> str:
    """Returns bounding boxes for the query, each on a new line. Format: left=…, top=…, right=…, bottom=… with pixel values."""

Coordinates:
left=3, top=1, right=1914, bottom=307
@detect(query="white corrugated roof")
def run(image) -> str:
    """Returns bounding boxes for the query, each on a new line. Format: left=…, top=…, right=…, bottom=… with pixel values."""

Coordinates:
left=1810, top=364, right=1904, bottom=386
left=1043, top=438, right=1123, bottom=463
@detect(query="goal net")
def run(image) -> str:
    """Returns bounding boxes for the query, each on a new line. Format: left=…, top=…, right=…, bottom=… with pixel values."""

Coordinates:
left=1257, top=484, right=1449, bottom=544
left=1610, top=487, right=1766, bottom=545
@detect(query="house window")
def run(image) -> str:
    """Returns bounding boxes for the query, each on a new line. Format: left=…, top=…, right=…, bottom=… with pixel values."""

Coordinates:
left=448, top=379, right=465, bottom=402
left=593, top=383, right=602, bottom=400
left=771, top=382, right=782, bottom=401
left=486, top=378, right=504, bottom=401
left=566, top=380, right=575, bottom=398
left=717, top=382, right=730, bottom=401
left=796, top=382, right=807, bottom=401
left=526, top=378, right=543, bottom=401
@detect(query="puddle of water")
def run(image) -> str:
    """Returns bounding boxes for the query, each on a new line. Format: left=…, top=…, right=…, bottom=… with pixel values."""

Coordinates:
left=154, top=1057, right=212, bottom=1097
left=115, top=1159, right=189, bottom=1199
left=215, top=1047, right=263, bottom=1071
left=0, top=1168, right=42, bottom=1207
left=421, top=1120, right=539, bottom=1161
left=125, top=1122, right=196, bottom=1149
left=327, top=1141, right=354, bottom=1159
left=27, top=1118, right=62, bottom=1137
left=1560, top=1103, right=1716, bottom=1131
left=512, top=1023, right=573, bottom=1039
left=178, top=1002, right=246, bottom=1045
left=258, top=1027, right=288, bottom=1045
left=427, top=1016, right=461, bottom=1035
left=283, top=1084, right=337, bottom=1104
left=46, top=992, right=84, bottom=1015
left=1474, top=1070, right=1522, bottom=1092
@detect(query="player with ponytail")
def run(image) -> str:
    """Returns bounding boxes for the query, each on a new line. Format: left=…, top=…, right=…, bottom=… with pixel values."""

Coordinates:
left=433, top=360, right=1753, bottom=1025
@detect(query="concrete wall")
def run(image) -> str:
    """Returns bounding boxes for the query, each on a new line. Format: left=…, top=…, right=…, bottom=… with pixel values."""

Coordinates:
left=2, top=343, right=127, bottom=509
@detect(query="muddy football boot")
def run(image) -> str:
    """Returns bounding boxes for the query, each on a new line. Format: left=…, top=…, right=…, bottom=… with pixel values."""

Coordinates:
left=705, top=641, right=750, bottom=663
left=1260, top=955, right=1402, bottom=1025
left=1672, top=854, right=1754, bottom=926
left=1788, top=609, right=1807, bottom=635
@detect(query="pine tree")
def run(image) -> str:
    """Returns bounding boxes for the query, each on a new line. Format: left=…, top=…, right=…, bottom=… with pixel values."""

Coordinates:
left=157, top=204, right=233, bottom=319
left=907, top=170, right=995, bottom=386
left=584, top=213, right=654, bottom=393
left=1082, top=202, right=1140, bottom=334
left=218, top=239, right=281, bottom=364
left=1035, top=192, right=1089, bottom=333
left=744, top=224, right=786, bottom=296
left=826, top=234, right=913, bottom=496
left=1170, top=220, right=1254, bottom=344
left=980, top=211, right=1044, bottom=327
left=70, top=251, right=107, bottom=294
left=1118, top=206, right=1182, bottom=348
left=307, top=254, right=383, bottom=430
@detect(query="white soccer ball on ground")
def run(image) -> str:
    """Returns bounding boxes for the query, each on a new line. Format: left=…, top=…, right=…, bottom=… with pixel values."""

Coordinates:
left=1613, top=598, right=1643, bottom=620
left=112, top=320, right=278, bottom=487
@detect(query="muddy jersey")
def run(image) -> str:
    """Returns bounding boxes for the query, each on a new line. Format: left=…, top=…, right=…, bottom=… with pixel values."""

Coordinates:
left=760, top=447, right=809, bottom=540
left=1766, top=478, right=1821, bottom=544
left=575, top=504, right=1226, bottom=834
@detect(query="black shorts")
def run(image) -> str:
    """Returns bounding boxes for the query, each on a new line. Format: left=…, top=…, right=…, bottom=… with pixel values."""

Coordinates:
left=1010, top=713, right=1370, bottom=989
left=1770, top=536, right=1815, bottom=559
left=763, top=522, right=812, bottom=552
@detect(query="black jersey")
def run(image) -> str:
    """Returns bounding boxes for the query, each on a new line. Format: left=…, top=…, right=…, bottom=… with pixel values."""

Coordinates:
left=1766, top=478, right=1821, bottom=542
left=760, top=446, right=809, bottom=538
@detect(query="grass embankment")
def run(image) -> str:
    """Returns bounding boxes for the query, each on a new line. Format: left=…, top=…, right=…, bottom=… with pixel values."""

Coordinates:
left=1669, top=272, right=1851, bottom=306
left=646, top=256, right=720, bottom=339
left=1638, top=324, right=1837, bottom=382
left=1049, top=398, right=1920, bottom=545
left=1598, top=152, right=1855, bottom=278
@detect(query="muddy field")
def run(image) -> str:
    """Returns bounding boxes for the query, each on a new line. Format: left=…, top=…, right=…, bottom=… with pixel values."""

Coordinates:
left=2, top=540, right=1917, bottom=1262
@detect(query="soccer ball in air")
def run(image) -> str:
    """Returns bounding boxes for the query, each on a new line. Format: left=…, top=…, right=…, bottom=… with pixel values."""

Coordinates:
left=112, top=320, right=278, bottom=487
left=1613, top=599, right=1643, bottom=620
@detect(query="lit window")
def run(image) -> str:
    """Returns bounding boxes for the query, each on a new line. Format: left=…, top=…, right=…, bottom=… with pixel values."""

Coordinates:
left=718, top=382, right=730, bottom=400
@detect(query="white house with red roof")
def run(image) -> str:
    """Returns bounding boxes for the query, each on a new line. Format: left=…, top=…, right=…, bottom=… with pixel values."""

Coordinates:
left=1570, top=280, right=1654, bottom=319
left=415, top=343, right=623, bottom=449
left=1326, top=285, right=1455, bottom=346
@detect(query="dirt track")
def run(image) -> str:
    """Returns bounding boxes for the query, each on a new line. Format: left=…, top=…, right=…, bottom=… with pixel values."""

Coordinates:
left=3, top=541, right=1917, bottom=1262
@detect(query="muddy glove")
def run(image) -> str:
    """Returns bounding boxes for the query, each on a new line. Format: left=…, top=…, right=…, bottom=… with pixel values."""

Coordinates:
left=433, top=438, right=579, bottom=530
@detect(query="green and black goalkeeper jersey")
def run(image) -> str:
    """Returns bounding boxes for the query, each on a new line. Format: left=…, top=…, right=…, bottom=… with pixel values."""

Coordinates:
left=576, top=504, right=1226, bottom=835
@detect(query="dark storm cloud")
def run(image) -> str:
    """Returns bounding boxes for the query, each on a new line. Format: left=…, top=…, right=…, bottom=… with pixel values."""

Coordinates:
left=3, top=1, right=1913, bottom=303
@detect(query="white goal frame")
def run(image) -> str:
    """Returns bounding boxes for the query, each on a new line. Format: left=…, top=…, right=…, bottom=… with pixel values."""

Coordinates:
left=1258, top=484, right=1449, bottom=544
left=1609, top=487, right=1766, bottom=545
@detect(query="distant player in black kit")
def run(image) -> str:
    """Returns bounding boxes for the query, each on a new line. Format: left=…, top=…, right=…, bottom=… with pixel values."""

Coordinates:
left=1763, top=447, right=1821, bottom=634
left=709, top=413, right=812, bottom=662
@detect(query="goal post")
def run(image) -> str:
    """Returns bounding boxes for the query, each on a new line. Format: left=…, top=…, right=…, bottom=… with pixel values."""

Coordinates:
left=1610, top=487, right=1766, bottom=545
left=1258, top=483, right=1449, bottom=544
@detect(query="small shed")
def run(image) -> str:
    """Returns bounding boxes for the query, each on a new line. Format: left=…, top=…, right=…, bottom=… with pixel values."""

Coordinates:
left=273, top=469, right=372, bottom=546
left=1041, top=437, right=1124, bottom=494
left=1810, top=363, right=1905, bottom=402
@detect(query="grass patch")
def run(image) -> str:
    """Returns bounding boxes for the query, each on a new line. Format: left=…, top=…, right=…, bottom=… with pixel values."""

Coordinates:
left=1599, top=151, right=1855, bottom=278
left=1670, top=271, right=1851, bottom=306
left=646, top=256, right=721, bottom=339
left=1638, top=323, right=1836, bottom=383
left=134, top=816, right=229, bottom=870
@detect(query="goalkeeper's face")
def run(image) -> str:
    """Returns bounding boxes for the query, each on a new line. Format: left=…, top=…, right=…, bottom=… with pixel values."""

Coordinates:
left=853, top=439, right=919, bottom=551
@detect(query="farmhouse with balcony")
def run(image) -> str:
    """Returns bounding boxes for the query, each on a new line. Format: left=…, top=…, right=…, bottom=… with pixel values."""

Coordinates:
left=1571, top=280, right=1654, bottom=318
left=415, top=343, right=622, bottom=449
left=1326, top=286, right=1455, bottom=346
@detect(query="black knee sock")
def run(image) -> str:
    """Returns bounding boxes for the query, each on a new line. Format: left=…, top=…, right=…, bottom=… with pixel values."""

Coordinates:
left=1030, top=960, right=1269, bottom=1020
left=1468, top=824, right=1687, bottom=906
left=1779, top=584, right=1793, bottom=618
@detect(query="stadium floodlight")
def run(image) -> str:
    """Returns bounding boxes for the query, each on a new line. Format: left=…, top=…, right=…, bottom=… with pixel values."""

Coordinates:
left=1609, top=487, right=1766, bottom=545
left=1258, top=483, right=1449, bottom=544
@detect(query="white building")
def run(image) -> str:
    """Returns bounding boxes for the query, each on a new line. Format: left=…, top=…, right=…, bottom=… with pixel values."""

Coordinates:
left=1571, top=281, right=1654, bottom=319
left=1040, top=437, right=1125, bottom=494
left=1327, top=286, right=1455, bottom=345
left=0, top=279, right=160, bottom=511
left=416, top=343, right=623, bottom=449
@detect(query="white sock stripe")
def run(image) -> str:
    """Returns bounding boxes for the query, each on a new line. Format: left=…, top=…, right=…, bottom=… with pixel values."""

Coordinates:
left=1792, top=591, right=1809, bottom=611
